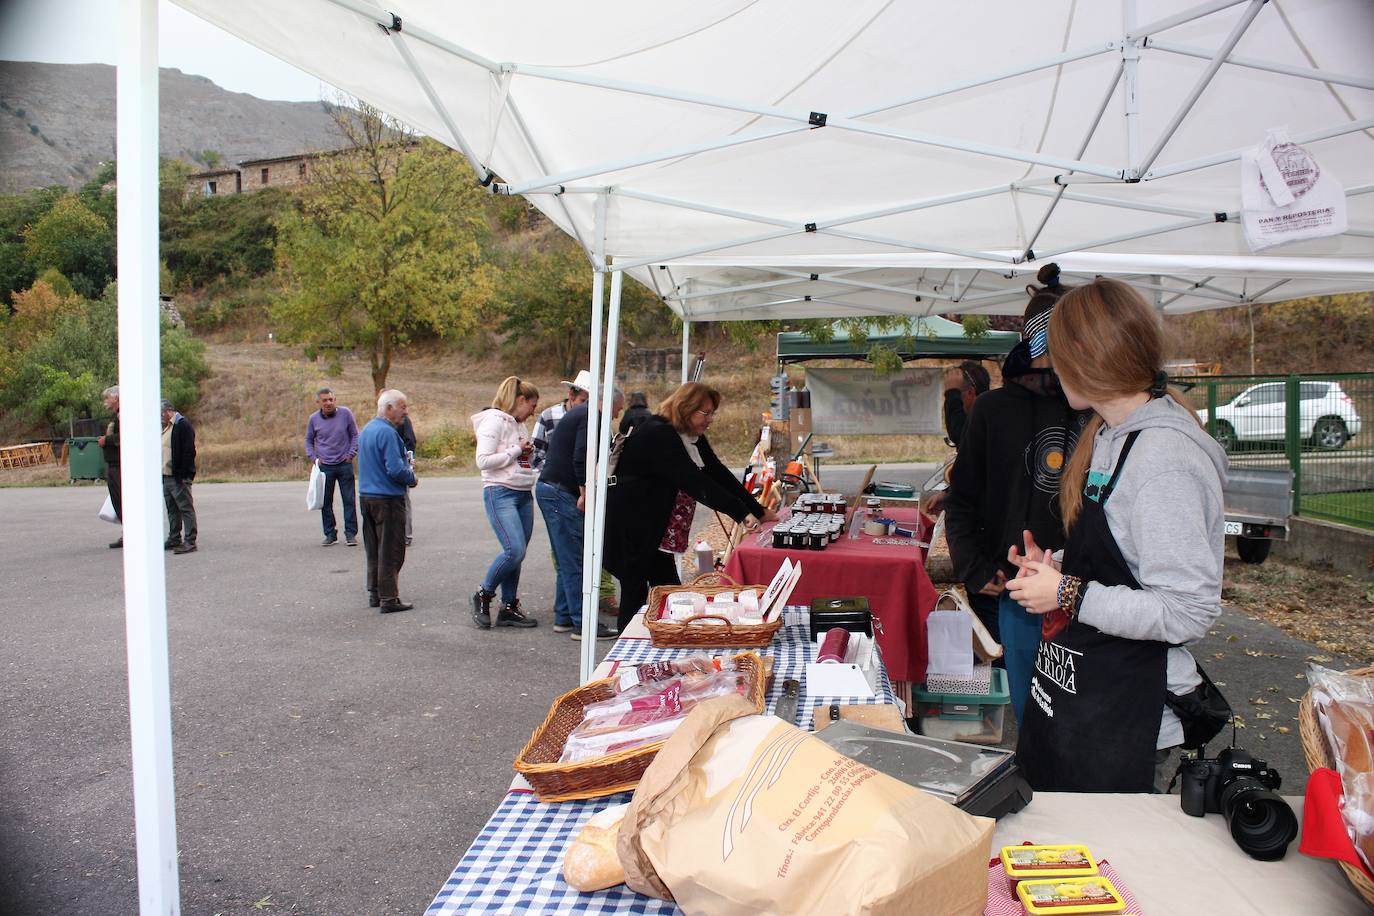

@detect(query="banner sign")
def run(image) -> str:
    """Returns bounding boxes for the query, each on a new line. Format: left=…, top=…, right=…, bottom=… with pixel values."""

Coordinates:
left=805, top=368, right=943, bottom=436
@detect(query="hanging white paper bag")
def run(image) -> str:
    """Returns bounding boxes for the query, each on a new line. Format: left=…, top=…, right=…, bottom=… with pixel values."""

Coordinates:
left=1241, top=127, right=1346, bottom=252
left=306, top=461, right=325, bottom=511
left=926, top=608, right=974, bottom=679
left=98, top=495, right=119, bottom=524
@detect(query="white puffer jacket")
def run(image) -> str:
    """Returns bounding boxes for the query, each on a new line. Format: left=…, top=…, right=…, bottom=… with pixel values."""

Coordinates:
left=471, top=408, right=538, bottom=490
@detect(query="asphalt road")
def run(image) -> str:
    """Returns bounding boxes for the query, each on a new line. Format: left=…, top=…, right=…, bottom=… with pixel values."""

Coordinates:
left=0, top=473, right=1363, bottom=915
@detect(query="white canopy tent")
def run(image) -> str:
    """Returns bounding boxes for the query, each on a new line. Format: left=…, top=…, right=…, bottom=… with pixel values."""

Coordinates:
left=116, top=1, right=1373, bottom=908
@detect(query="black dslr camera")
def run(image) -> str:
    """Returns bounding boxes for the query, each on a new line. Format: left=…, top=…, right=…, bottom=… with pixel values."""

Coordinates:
left=1179, top=746, right=1297, bottom=861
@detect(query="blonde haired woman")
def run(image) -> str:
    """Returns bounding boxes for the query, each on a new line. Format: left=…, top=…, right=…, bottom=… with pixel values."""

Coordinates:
left=1005, top=279, right=1227, bottom=792
left=603, top=382, right=773, bottom=632
left=470, top=376, right=540, bottom=629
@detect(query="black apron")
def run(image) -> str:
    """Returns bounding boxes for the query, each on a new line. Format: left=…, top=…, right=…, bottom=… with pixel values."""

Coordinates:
left=1016, top=431, right=1169, bottom=793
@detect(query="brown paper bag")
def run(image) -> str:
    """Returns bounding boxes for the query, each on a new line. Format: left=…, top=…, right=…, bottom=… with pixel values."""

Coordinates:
left=618, top=695, right=993, bottom=915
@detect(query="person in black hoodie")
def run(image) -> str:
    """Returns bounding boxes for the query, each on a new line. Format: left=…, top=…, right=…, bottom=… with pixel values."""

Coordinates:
left=619, top=392, right=653, bottom=436
left=944, top=263, right=1090, bottom=725
left=604, top=382, right=772, bottom=632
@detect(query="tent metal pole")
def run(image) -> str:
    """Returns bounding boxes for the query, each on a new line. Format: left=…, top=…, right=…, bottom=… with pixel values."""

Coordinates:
left=500, top=125, right=806, bottom=195
left=1122, top=0, right=1143, bottom=168
left=614, top=189, right=797, bottom=228
left=1121, top=280, right=1246, bottom=304
left=118, top=0, right=180, bottom=912
left=817, top=226, right=1015, bottom=263
left=318, top=0, right=503, bottom=73
left=504, top=95, right=595, bottom=261
left=613, top=228, right=803, bottom=273
left=666, top=268, right=874, bottom=304
left=1023, top=61, right=1124, bottom=258
left=1146, top=40, right=1374, bottom=91
left=587, top=268, right=622, bottom=676
left=853, top=44, right=1117, bottom=118
left=1250, top=278, right=1291, bottom=299
left=578, top=194, right=608, bottom=683
left=1035, top=215, right=1217, bottom=259
left=1021, top=185, right=1226, bottom=220
left=1126, top=0, right=1250, bottom=40
left=764, top=267, right=950, bottom=301
left=681, top=321, right=691, bottom=383
left=483, top=71, right=514, bottom=165
left=389, top=32, right=491, bottom=183
left=1144, top=115, right=1374, bottom=180
left=1133, top=0, right=1267, bottom=178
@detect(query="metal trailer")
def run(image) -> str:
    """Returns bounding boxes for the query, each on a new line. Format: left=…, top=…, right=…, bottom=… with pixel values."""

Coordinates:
left=1222, top=466, right=1293, bottom=565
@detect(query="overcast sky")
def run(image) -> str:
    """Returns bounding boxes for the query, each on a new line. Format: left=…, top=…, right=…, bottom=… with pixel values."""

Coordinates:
left=0, top=0, right=330, bottom=101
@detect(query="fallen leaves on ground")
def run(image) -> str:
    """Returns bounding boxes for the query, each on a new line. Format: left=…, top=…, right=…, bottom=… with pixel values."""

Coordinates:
left=1221, top=553, right=1374, bottom=665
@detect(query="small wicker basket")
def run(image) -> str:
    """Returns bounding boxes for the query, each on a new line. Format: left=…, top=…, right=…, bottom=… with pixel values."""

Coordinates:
left=513, top=651, right=766, bottom=802
left=645, top=572, right=780, bottom=649
left=1297, top=664, right=1374, bottom=907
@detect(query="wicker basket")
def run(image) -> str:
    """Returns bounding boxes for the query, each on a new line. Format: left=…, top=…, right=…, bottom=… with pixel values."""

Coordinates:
left=645, top=572, right=781, bottom=649
left=513, top=651, right=766, bottom=802
left=1298, top=664, right=1374, bottom=907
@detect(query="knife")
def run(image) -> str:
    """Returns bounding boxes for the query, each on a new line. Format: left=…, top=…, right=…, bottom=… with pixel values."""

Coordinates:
left=775, top=678, right=801, bottom=724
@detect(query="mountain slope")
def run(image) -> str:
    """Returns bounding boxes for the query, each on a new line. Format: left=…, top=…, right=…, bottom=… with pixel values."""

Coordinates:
left=0, top=60, right=344, bottom=191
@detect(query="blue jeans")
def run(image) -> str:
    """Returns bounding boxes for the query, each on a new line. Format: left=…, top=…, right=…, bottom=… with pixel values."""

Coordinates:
left=537, top=481, right=584, bottom=627
left=482, top=485, right=534, bottom=604
left=999, top=591, right=1044, bottom=726
left=320, top=460, right=357, bottom=540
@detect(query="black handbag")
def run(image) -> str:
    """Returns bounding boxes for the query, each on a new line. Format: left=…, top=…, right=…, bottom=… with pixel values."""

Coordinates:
left=1165, top=662, right=1233, bottom=750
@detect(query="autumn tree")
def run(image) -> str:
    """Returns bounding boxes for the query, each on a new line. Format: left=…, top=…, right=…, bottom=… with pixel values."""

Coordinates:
left=271, top=100, right=494, bottom=393
left=20, top=194, right=114, bottom=299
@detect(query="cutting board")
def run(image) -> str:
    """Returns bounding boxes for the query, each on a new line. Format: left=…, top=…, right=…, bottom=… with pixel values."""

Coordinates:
left=811, top=703, right=909, bottom=734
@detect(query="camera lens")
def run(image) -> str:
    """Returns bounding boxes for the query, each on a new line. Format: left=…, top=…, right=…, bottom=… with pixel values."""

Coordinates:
left=1219, top=778, right=1297, bottom=860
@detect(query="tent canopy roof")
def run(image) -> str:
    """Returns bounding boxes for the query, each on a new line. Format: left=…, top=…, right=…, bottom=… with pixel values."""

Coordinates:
left=173, top=0, right=1374, bottom=315
left=776, top=316, right=1019, bottom=363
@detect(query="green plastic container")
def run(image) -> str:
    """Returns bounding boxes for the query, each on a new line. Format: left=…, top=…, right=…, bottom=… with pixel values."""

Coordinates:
left=66, top=436, right=107, bottom=482
left=913, top=668, right=1010, bottom=745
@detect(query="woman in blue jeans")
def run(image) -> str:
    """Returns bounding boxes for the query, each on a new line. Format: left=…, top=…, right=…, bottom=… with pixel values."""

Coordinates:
left=470, top=377, right=541, bottom=629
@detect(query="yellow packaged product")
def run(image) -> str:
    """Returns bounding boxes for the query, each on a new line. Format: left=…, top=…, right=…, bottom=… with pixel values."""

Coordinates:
left=1016, top=875, right=1126, bottom=915
left=999, top=844, right=1098, bottom=888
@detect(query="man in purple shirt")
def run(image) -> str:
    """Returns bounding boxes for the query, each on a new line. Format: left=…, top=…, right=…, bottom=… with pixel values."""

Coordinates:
left=305, top=387, right=360, bottom=546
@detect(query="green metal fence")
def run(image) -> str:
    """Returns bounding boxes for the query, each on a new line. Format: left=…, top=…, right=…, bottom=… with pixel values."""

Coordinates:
left=1177, top=372, right=1374, bottom=530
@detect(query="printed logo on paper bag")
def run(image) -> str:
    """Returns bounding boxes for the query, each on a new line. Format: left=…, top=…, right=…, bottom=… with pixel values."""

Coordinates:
left=1259, top=143, right=1320, bottom=201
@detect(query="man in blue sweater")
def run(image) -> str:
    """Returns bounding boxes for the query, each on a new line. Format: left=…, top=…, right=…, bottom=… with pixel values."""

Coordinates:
left=359, top=389, right=418, bottom=612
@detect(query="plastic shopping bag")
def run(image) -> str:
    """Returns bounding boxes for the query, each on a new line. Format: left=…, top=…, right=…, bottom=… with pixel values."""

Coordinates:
left=1241, top=127, right=1346, bottom=251
left=98, top=495, right=119, bottom=524
left=306, top=461, right=325, bottom=511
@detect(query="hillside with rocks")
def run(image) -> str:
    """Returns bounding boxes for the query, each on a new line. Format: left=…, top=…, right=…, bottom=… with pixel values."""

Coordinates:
left=0, top=60, right=345, bottom=191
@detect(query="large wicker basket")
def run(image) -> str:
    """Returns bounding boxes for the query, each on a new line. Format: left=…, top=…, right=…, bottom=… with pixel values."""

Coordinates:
left=645, top=572, right=781, bottom=649
left=1297, top=664, right=1374, bottom=907
left=513, top=651, right=766, bottom=802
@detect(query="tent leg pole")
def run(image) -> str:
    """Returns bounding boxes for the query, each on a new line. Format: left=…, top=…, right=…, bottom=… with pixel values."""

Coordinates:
left=588, top=270, right=623, bottom=676
left=118, top=0, right=180, bottom=912
left=578, top=194, right=608, bottom=683
left=681, top=321, right=691, bottom=384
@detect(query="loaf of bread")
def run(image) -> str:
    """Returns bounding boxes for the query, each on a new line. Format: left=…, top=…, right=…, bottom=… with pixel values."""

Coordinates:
left=1324, top=698, right=1374, bottom=869
left=563, top=803, right=628, bottom=892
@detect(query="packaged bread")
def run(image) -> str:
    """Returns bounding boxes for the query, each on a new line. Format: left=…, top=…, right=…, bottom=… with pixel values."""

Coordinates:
left=615, top=653, right=733, bottom=693
left=1307, top=664, right=1374, bottom=872
left=564, top=803, right=628, bottom=891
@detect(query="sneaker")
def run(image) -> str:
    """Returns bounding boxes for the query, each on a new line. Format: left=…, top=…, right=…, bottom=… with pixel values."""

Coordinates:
left=552, top=623, right=574, bottom=633
left=345, top=537, right=358, bottom=547
left=109, top=538, right=123, bottom=549
left=571, top=623, right=618, bottom=641
left=471, top=588, right=494, bottom=629
left=495, top=599, right=538, bottom=628
left=172, top=543, right=197, bottom=555
left=322, top=536, right=337, bottom=547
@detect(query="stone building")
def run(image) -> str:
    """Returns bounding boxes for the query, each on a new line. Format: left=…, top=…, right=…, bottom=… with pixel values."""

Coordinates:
left=185, top=167, right=242, bottom=198
left=237, top=153, right=315, bottom=192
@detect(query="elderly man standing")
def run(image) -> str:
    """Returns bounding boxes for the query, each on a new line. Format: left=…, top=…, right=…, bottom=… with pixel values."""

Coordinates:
left=305, top=387, right=360, bottom=547
left=160, top=399, right=198, bottom=554
left=97, top=385, right=122, bottom=548
left=359, top=389, right=417, bottom=612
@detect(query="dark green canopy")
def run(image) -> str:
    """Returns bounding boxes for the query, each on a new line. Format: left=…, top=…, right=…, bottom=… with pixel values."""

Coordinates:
left=775, top=316, right=1019, bottom=364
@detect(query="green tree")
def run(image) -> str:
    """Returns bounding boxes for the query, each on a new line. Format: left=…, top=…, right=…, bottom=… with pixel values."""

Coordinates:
left=271, top=100, right=495, bottom=393
left=21, top=195, right=115, bottom=299
left=0, top=185, right=67, bottom=303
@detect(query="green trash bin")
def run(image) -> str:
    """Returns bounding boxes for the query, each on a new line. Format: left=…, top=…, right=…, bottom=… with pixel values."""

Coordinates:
left=67, top=436, right=107, bottom=482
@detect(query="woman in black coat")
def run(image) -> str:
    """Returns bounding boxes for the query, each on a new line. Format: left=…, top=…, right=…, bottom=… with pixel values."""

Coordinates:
left=604, top=382, right=771, bottom=632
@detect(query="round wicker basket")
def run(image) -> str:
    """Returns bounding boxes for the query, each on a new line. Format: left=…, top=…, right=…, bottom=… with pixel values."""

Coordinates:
left=1297, top=664, right=1374, bottom=907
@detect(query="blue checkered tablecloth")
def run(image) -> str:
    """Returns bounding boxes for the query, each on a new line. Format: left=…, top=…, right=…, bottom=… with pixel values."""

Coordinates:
left=426, top=606, right=896, bottom=916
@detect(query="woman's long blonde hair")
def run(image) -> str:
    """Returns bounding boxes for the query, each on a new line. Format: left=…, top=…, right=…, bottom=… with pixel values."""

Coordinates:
left=491, top=376, right=539, bottom=414
left=1051, top=279, right=1198, bottom=529
left=658, top=382, right=721, bottom=434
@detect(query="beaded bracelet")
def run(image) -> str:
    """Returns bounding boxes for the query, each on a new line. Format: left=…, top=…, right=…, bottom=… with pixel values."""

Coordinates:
left=1056, top=575, right=1084, bottom=615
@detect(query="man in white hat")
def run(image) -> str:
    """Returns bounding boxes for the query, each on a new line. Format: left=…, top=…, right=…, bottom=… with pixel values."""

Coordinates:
left=530, top=368, right=620, bottom=625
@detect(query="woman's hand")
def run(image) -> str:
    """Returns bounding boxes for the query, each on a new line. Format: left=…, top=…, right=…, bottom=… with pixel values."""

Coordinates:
left=742, top=514, right=761, bottom=531
left=1004, top=561, right=1063, bottom=614
left=760, top=507, right=778, bottom=523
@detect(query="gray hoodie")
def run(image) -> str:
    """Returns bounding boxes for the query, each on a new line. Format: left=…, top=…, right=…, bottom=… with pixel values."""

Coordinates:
left=1073, top=395, right=1228, bottom=749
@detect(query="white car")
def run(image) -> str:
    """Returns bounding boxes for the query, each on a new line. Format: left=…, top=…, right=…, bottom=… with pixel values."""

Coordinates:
left=1198, top=381, right=1362, bottom=451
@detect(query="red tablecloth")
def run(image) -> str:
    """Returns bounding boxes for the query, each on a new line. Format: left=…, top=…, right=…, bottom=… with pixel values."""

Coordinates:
left=723, top=507, right=938, bottom=683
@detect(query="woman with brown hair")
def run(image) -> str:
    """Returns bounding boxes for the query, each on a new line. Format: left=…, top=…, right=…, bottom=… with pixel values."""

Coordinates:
left=1005, top=278, right=1227, bottom=793
left=470, top=376, right=541, bottom=629
left=603, top=382, right=773, bottom=632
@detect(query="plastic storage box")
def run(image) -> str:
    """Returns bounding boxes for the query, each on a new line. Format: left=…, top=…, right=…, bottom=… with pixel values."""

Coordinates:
left=913, top=667, right=1010, bottom=744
